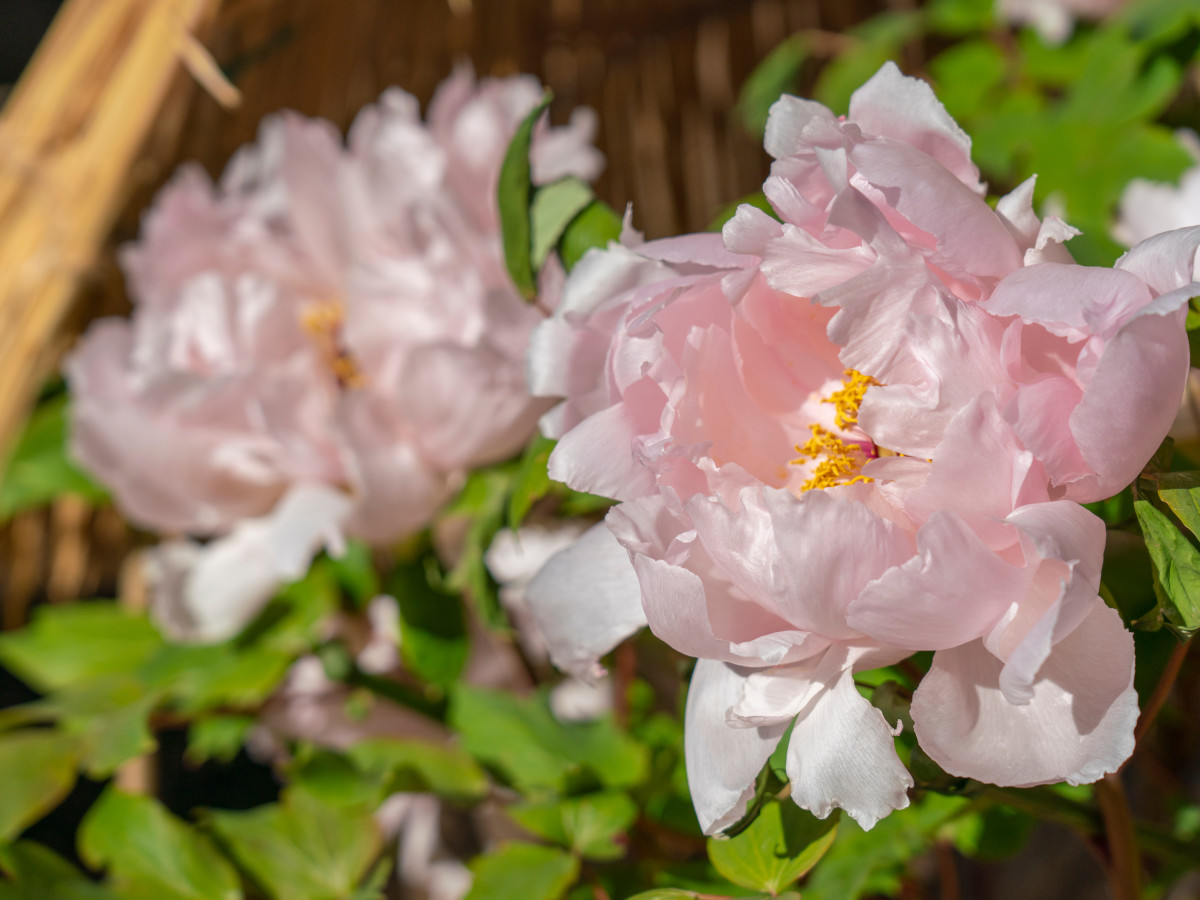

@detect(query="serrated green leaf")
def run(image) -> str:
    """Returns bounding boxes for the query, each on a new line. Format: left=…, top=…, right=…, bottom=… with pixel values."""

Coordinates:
left=451, top=686, right=648, bottom=794
left=1135, top=499, right=1200, bottom=634
left=0, top=731, right=80, bottom=840
left=79, top=789, right=241, bottom=900
left=708, top=800, right=837, bottom=893
left=0, top=393, right=108, bottom=522
left=531, top=177, right=595, bottom=272
left=0, top=603, right=163, bottom=692
left=0, top=841, right=121, bottom=900
left=463, top=842, right=579, bottom=900
left=208, top=788, right=380, bottom=900
left=510, top=791, right=638, bottom=860
left=499, top=92, right=553, bottom=298
left=346, top=738, right=489, bottom=801
left=388, top=557, right=468, bottom=688
left=508, top=435, right=556, bottom=529
left=737, top=34, right=808, bottom=136
left=559, top=201, right=623, bottom=271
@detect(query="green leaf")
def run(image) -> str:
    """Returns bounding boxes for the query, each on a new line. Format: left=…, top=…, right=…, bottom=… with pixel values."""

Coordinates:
left=708, top=799, right=837, bottom=893
left=451, top=686, right=648, bottom=794
left=388, top=558, right=468, bottom=689
left=329, top=541, right=379, bottom=609
left=208, top=788, right=381, bottom=900
left=499, top=92, right=553, bottom=298
left=141, top=643, right=292, bottom=713
left=186, top=715, right=256, bottom=765
left=1135, top=499, right=1200, bottom=634
left=0, top=393, right=108, bottom=522
left=346, top=738, right=489, bottom=801
left=79, top=789, right=242, bottom=900
left=444, top=464, right=518, bottom=630
left=0, top=841, right=121, bottom=900
left=737, top=34, right=808, bottom=136
left=288, top=751, right=382, bottom=809
left=508, top=435, right=556, bottom=529
left=813, top=15, right=924, bottom=114
left=1150, top=472, right=1200, bottom=540
left=950, top=804, right=1035, bottom=861
left=510, top=791, right=638, bottom=860
left=531, top=177, right=595, bottom=272
left=802, top=794, right=969, bottom=900
left=53, top=677, right=158, bottom=778
left=928, top=40, right=1007, bottom=122
left=463, top=843, right=579, bottom=900
left=0, top=603, right=163, bottom=692
left=559, top=201, right=623, bottom=272
left=0, top=731, right=80, bottom=840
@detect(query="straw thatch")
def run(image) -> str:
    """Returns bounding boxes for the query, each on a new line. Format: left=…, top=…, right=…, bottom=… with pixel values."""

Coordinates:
left=0, top=0, right=889, bottom=623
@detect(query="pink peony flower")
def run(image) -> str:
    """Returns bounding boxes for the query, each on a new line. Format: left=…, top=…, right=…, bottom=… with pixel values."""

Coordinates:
left=1115, top=130, right=1200, bottom=248
left=525, top=63, right=1196, bottom=832
left=67, top=67, right=602, bottom=640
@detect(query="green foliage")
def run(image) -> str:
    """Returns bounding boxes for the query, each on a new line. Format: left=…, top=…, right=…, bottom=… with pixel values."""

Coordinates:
left=345, top=737, right=490, bottom=801
left=532, top=177, right=596, bottom=271
left=510, top=791, right=638, bottom=860
left=79, top=789, right=242, bottom=900
left=737, top=35, right=808, bottom=135
left=1135, top=498, right=1200, bottom=635
left=208, top=788, right=381, bottom=900
left=443, top=463, right=519, bottom=629
left=509, top=434, right=556, bottom=529
left=463, top=843, right=579, bottom=900
left=813, top=13, right=924, bottom=114
left=0, top=841, right=121, bottom=900
left=499, top=92, right=553, bottom=298
left=559, top=201, right=623, bottom=271
left=0, top=731, right=80, bottom=840
left=0, top=393, right=107, bottom=523
left=186, top=715, right=256, bottom=765
left=388, top=557, right=468, bottom=689
left=707, top=800, right=837, bottom=894
left=450, top=686, right=648, bottom=795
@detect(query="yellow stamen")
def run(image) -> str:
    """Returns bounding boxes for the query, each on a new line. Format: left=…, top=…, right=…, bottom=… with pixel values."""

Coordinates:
left=792, top=370, right=878, bottom=492
left=301, top=300, right=365, bottom=389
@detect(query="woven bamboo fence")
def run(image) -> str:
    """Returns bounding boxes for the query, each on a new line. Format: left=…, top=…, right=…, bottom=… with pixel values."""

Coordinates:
left=0, top=0, right=890, bottom=626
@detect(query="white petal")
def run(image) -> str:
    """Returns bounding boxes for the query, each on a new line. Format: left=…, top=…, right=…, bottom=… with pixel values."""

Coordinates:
left=784, top=649, right=913, bottom=829
left=685, top=659, right=787, bottom=834
left=523, top=522, right=647, bottom=681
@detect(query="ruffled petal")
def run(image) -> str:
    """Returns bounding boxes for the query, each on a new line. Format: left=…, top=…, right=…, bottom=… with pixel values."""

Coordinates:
left=912, top=600, right=1137, bottom=787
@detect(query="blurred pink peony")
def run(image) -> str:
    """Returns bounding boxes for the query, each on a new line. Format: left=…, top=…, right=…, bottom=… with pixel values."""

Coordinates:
left=67, top=67, right=602, bottom=640
left=1115, top=131, right=1200, bottom=248
left=998, top=0, right=1126, bottom=44
left=526, top=63, right=1195, bottom=832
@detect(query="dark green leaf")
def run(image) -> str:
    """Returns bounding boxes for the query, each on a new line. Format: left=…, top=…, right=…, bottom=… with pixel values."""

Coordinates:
left=329, top=541, right=379, bottom=609
left=463, top=843, right=579, bottom=900
left=559, top=201, right=623, bottom=272
left=499, top=92, right=553, bottom=298
left=1151, top=472, right=1200, bottom=540
left=1135, top=499, right=1200, bottom=634
left=951, top=804, right=1035, bottom=861
left=508, top=435, right=556, bottom=529
left=444, top=465, right=518, bottom=630
left=708, top=800, right=837, bottom=893
left=0, top=841, right=121, bottom=900
left=531, top=177, right=595, bottom=272
left=0, top=603, right=163, bottom=692
left=388, top=558, right=468, bottom=688
left=510, top=791, right=638, bottom=860
left=79, top=789, right=241, bottom=900
left=0, top=394, right=108, bottom=522
left=0, top=731, right=80, bottom=840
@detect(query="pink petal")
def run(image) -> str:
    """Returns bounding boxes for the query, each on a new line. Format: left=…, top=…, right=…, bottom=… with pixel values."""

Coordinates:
left=912, top=600, right=1137, bottom=786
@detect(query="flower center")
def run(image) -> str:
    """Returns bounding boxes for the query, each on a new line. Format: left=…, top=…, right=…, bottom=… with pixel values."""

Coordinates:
left=792, top=369, right=878, bottom=492
left=301, top=300, right=365, bottom=389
